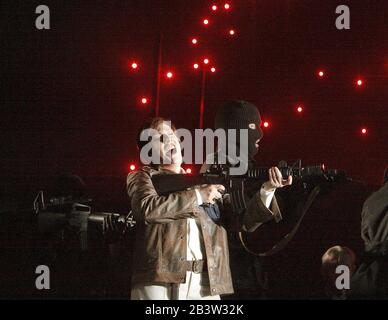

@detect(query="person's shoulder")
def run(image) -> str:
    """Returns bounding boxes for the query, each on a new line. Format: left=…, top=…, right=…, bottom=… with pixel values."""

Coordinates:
left=363, top=183, right=388, bottom=211
left=126, top=166, right=155, bottom=187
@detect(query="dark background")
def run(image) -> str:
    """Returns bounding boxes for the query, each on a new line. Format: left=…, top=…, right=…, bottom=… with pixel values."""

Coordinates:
left=1, top=0, right=387, bottom=185
left=0, top=0, right=387, bottom=298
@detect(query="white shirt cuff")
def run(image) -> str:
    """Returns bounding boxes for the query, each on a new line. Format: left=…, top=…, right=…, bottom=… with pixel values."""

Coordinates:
left=260, top=186, right=275, bottom=208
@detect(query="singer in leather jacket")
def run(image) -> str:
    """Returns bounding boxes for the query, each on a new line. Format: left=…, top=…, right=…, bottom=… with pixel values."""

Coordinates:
left=127, top=117, right=282, bottom=299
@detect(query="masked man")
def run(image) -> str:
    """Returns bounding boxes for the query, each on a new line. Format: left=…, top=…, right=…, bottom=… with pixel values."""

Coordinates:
left=201, top=100, right=292, bottom=298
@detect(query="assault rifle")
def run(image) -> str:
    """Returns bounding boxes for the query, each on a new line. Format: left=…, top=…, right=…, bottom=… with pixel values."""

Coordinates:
left=151, top=160, right=346, bottom=256
left=33, top=191, right=135, bottom=251
left=151, top=161, right=344, bottom=213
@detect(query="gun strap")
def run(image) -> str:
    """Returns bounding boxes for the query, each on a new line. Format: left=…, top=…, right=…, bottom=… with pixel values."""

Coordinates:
left=238, top=186, right=321, bottom=257
left=75, top=211, right=89, bottom=251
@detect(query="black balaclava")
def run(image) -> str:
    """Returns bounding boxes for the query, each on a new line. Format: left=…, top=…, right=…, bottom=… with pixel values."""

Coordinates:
left=215, top=100, right=263, bottom=162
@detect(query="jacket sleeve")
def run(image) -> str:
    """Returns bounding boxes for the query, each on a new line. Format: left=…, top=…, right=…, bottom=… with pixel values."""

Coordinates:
left=127, top=168, right=200, bottom=225
left=361, top=183, right=388, bottom=255
left=241, top=187, right=282, bottom=232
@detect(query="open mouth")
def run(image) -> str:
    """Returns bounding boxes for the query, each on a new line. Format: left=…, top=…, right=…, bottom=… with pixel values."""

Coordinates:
left=166, top=145, right=177, bottom=156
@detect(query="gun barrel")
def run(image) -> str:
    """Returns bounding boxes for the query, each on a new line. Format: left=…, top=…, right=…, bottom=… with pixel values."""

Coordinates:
left=246, top=167, right=291, bottom=180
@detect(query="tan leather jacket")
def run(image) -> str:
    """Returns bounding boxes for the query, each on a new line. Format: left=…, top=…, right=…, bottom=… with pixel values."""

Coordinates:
left=126, top=166, right=281, bottom=296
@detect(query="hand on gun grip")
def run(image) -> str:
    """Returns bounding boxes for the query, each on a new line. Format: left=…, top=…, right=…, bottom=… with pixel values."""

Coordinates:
left=263, top=167, right=293, bottom=191
left=198, top=184, right=225, bottom=205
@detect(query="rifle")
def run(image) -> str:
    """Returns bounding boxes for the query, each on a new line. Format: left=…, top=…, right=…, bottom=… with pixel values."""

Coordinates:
left=33, top=191, right=135, bottom=251
left=151, top=161, right=345, bottom=256
left=151, top=160, right=342, bottom=213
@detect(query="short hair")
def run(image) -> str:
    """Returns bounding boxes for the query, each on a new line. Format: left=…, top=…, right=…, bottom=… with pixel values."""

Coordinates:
left=321, top=245, right=356, bottom=280
left=136, top=117, right=176, bottom=150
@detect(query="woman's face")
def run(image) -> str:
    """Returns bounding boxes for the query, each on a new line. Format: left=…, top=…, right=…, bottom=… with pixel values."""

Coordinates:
left=153, top=122, right=182, bottom=166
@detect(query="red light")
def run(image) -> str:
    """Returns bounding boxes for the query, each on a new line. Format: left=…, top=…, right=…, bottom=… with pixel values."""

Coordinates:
left=131, top=62, right=138, bottom=70
left=211, top=5, right=217, bottom=11
left=141, top=97, right=148, bottom=104
left=203, top=58, right=209, bottom=64
left=361, top=128, right=367, bottom=135
left=229, top=29, right=235, bottom=36
left=129, top=164, right=136, bottom=171
left=193, top=63, right=199, bottom=69
left=224, top=3, right=230, bottom=10
left=356, top=79, right=364, bottom=87
left=318, top=70, right=324, bottom=78
left=191, top=38, right=198, bottom=45
left=210, top=67, right=216, bottom=73
left=166, top=71, right=173, bottom=79
left=186, top=168, right=192, bottom=174
left=297, top=105, right=303, bottom=113
left=203, top=19, right=209, bottom=25
left=263, top=121, right=269, bottom=128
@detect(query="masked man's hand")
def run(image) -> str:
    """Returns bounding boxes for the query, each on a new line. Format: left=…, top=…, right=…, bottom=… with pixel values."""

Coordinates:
left=262, top=167, right=293, bottom=192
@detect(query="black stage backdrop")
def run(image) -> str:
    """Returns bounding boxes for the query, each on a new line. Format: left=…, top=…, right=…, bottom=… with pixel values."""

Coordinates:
left=0, top=0, right=387, bottom=298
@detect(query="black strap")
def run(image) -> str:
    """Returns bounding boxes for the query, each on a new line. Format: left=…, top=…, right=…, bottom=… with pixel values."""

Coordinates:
left=238, top=186, right=321, bottom=257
